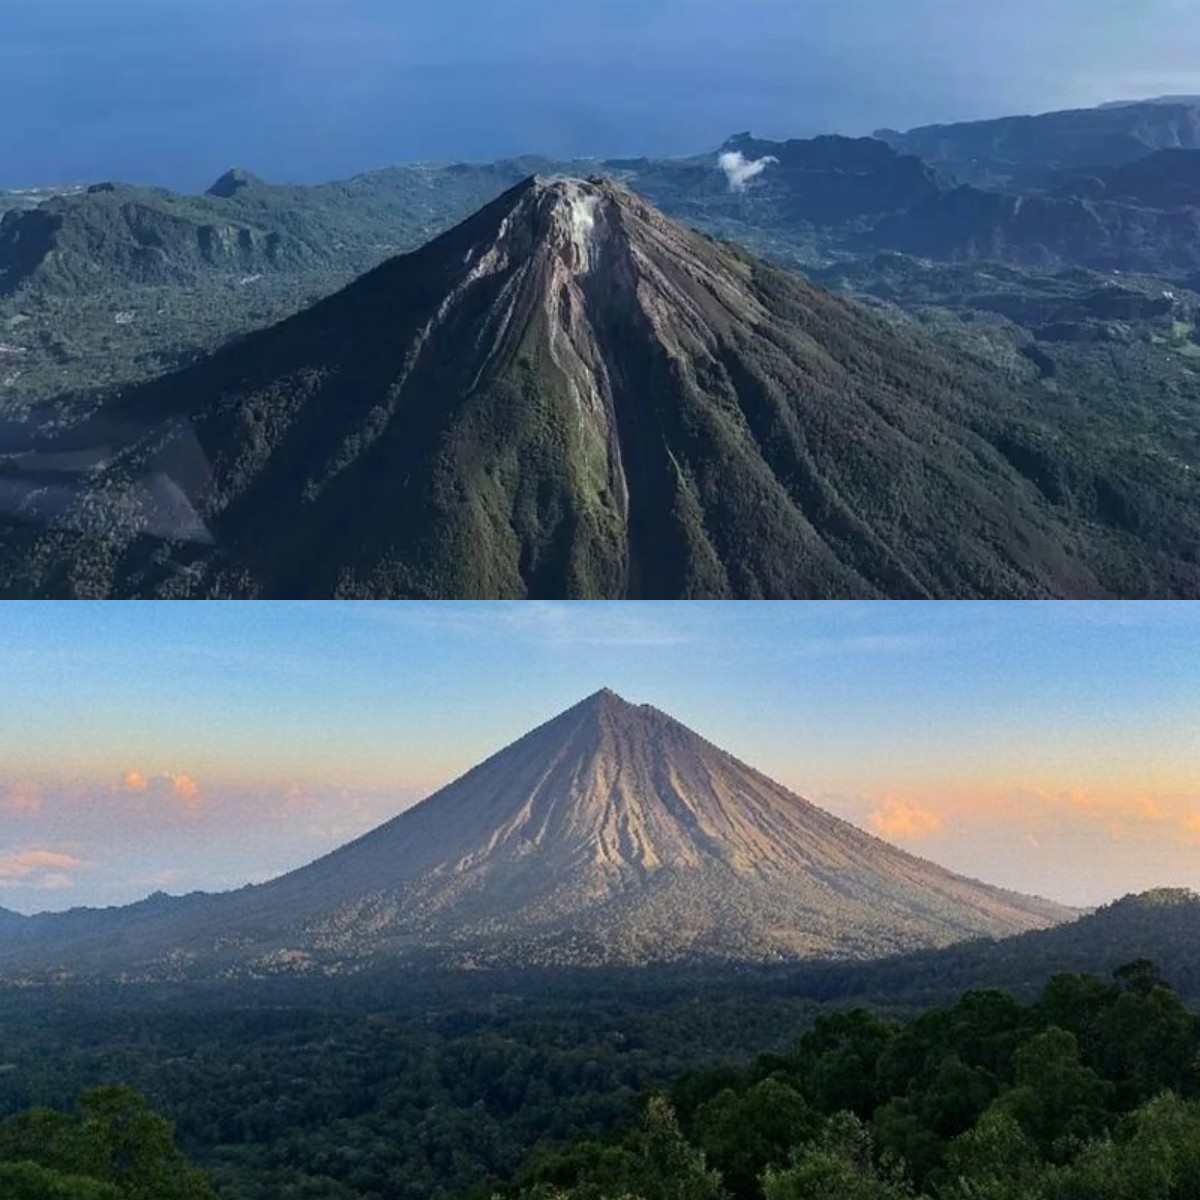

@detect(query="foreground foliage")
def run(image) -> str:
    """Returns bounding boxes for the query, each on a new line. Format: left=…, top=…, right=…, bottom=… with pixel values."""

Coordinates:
left=1, top=935, right=1198, bottom=1200
left=506, top=962, right=1200, bottom=1200
left=0, top=1085, right=216, bottom=1199
left=0, top=973, right=820, bottom=1200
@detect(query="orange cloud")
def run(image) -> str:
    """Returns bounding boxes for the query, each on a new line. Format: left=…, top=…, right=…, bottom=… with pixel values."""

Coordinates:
left=852, top=779, right=1199, bottom=847
left=868, top=797, right=944, bottom=842
left=1042, top=786, right=1197, bottom=844
left=116, top=770, right=203, bottom=810
left=0, top=848, right=86, bottom=884
left=164, top=773, right=202, bottom=810
left=0, top=782, right=41, bottom=815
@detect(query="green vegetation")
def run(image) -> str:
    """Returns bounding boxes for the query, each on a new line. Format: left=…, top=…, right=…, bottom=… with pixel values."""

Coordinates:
left=0, top=161, right=547, bottom=415
left=6, top=126, right=1200, bottom=426
left=0, top=973, right=824, bottom=1200
left=1, top=896, right=1199, bottom=1200
left=2, top=123, right=1198, bottom=597
left=0, top=1086, right=215, bottom=1199
left=504, top=963, right=1200, bottom=1200
left=762, top=890, right=1200, bottom=1011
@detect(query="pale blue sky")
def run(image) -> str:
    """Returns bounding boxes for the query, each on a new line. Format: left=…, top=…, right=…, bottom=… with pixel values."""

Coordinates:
left=0, top=601, right=1197, bottom=912
left=3, top=0, right=1199, bottom=188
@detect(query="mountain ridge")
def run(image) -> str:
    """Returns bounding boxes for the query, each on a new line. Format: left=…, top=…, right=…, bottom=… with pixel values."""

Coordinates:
left=876, top=99, right=1200, bottom=190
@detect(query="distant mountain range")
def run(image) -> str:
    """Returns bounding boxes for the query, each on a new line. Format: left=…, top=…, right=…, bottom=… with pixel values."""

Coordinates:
left=1101, top=96, right=1200, bottom=108
left=0, top=691, right=1072, bottom=980
left=4, top=98, right=1198, bottom=303
left=865, top=154, right=1200, bottom=274
left=0, top=161, right=544, bottom=300
left=3, top=98, right=1200, bottom=418
left=5, top=175, right=1197, bottom=598
left=877, top=99, right=1200, bottom=189
left=1056, top=148, right=1200, bottom=207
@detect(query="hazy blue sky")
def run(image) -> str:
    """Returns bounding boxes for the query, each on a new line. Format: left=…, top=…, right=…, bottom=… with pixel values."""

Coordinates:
left=0, top=601, right=1197, bottom=913
left=3, top=0, right=1199, bottom=189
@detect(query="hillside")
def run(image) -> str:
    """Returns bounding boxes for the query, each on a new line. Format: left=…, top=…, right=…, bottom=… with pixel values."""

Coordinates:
left=869, top=180, right=1200, bottom=275
left=1063, top=147, right=1200, bottom=207
left=0, top=160, right=546, bottom=412
left=0, top=690, right=1072, bottom=978
left=0, top=162, right=552, bottom=300
left=773, top=889, right=1200, bottom=1007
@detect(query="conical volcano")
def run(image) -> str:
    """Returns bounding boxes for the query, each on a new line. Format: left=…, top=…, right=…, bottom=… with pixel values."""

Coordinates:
left=264, top=688, right=1070, bottom=965
left=0, top=691, right=1072, bottom=976
left=1, top=176, right=1177, bottom=599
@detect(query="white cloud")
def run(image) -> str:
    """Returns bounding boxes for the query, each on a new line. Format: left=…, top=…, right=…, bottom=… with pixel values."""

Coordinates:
left=718, top=151, right=778, bottom=192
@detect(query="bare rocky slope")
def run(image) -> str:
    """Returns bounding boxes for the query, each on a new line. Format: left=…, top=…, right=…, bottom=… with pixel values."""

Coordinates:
left=0, top=691, right=1072, bottom=978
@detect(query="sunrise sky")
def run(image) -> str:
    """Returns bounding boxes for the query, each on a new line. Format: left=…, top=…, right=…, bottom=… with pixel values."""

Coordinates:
left=0, top=601, right=1196, bottom=913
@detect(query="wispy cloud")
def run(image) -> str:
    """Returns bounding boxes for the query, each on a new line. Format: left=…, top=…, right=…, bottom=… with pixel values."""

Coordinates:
left=344, top=601, right=694, bottom=648
left=781, top=632, right=958, bottom=657
left=114, top=769, right=203, bottom=811
left=1043, top=784, right=1198, bottom=845
left=336, top=603, right=972, bottom=656
left=0, top=848, right=87, bottom=886
left=868, top=797, right=944, bottom=841
left=0, top=781, right=41, bottom=815
left=842, top=779, right=1200, bottom=849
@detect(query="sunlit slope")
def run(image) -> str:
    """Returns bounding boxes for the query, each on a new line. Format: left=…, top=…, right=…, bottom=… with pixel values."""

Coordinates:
left=0, top=691, right=1072, bottom=975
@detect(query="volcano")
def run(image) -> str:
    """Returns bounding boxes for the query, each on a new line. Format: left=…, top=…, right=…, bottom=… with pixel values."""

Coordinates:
left=2, top=175, right=1183, bottom=598
left=0, top=691, right=1071, bottom=977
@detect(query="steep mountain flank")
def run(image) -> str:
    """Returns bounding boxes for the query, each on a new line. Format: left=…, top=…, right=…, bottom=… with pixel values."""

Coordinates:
left=0, top=691, right=1073, bottom=976
left=3, top=176, right=1195, bottom=598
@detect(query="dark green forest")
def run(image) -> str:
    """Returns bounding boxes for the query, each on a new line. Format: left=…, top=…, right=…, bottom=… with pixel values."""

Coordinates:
left=2, top=953, right=1199, bottom=1200
left=0, top=1085, right=215, bottom=1199
left=509, top=961, right=1200, bottom=1200
left=0, top=972, right=821, bottom=1200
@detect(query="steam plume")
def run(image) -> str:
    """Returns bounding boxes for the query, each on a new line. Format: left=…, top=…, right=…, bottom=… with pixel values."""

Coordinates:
left=718, top=151, right=778, bottom=192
